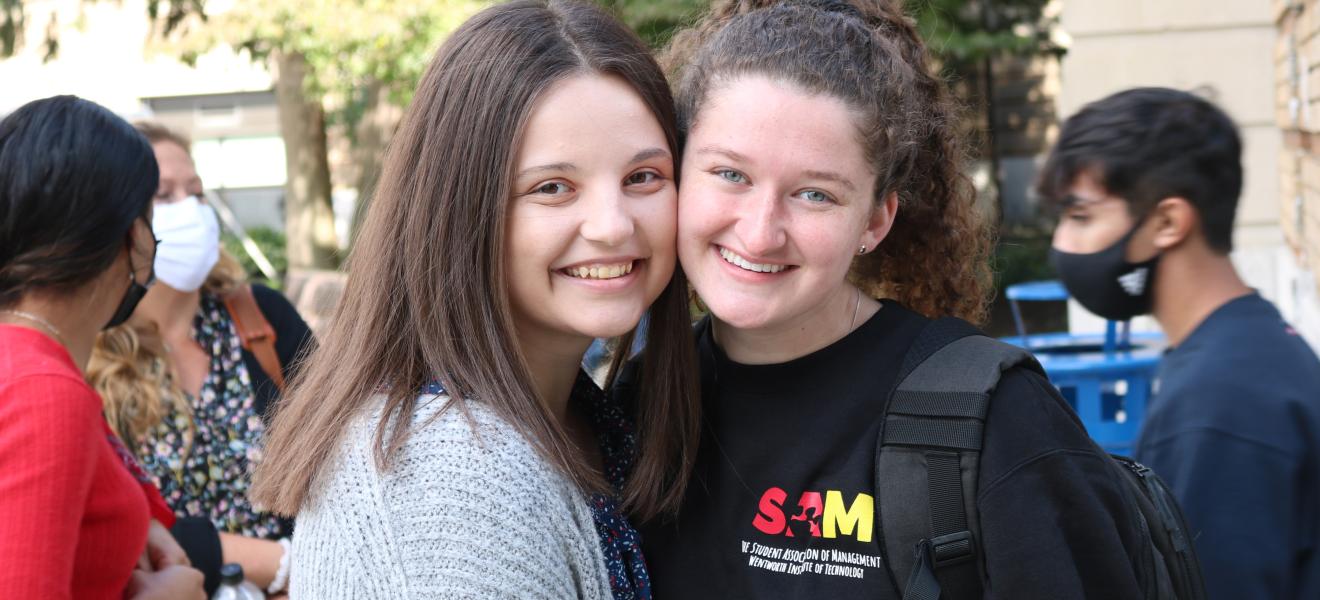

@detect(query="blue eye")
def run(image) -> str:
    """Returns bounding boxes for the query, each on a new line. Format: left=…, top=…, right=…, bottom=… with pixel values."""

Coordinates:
left=536, top=182, right=571, bottom=195
left=716, top=169, right=747, bottom=184
left=799, top=190, right=831, bottom=203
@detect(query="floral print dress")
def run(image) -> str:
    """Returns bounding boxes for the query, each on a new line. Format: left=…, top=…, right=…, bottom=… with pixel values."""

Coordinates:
left=134, top=292, right=285, bottom=539
left=577, top=371, right=652, bottom=600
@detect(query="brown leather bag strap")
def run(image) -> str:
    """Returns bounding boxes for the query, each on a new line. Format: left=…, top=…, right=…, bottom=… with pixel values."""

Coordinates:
left=223, top=284, right=285, bottom=393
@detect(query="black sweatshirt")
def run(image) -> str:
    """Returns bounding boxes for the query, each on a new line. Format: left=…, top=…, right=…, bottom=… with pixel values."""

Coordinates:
left=640, top=302, right=1147, bottom=599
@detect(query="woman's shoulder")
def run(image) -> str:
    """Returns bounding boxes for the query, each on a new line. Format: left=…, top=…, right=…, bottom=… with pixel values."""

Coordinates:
left=0, top=329, right=101, bottom=417
left=294, top=394, right=603, bottom=598
left=321, top=394, right=577, bottom=506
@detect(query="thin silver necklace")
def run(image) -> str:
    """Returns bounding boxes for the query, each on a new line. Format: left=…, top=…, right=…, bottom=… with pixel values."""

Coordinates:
left=849, top=286, right=862, bottom=331
left=1, top=309, right=66, bottom=346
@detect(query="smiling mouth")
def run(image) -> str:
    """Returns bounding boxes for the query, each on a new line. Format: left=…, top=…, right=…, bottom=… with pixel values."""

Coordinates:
left=719, top=247, right=789, bottom=274
left=561, top=260, right=637, bottom=280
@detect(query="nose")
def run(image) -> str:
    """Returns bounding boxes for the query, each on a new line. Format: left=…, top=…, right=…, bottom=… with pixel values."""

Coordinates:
left=579, top=187, right=636, bottom=247
left=734, top=191, right=786, bottom=256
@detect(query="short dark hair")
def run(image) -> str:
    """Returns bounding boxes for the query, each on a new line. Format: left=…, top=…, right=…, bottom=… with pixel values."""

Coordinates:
left=0, top=95, right=158, bottom=307
left=1037, top=87, right=1242, bottom=253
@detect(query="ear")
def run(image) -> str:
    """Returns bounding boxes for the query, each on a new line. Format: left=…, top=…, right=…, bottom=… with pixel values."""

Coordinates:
left=126, top=217, right=157, bottom=276
left=1149, top=197, right=1198, bottom=251
left=859, top=191, right=899, bottom=253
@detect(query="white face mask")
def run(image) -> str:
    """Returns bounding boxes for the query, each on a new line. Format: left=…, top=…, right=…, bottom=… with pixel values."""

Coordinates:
left=151, top=195, right=221, bottom=292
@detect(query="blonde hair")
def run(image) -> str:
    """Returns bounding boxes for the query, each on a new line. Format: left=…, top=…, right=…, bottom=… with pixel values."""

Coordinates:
left=90, top=250, right=247, bottom=453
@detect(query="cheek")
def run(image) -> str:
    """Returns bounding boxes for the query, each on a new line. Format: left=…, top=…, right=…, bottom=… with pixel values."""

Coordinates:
left=640, top=189, right=679, bottom=247
left=504, top=210, right=560, bottom=289
left=678, top=182, right=725, bottom=245
left=795, top=223, right=856, bottom=273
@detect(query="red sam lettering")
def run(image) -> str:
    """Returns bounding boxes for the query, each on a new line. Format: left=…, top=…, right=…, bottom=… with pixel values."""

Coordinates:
left=752, top=487, right=788, bottom=535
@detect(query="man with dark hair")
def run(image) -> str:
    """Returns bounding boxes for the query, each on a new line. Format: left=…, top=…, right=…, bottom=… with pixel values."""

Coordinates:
left=1041, top=87, right=1320, bottom=600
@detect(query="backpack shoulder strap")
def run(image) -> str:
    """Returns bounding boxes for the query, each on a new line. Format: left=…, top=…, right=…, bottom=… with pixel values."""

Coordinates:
left=875, top=317, right=1040, bottom=600
left=223, top=284, right=285, bottom=393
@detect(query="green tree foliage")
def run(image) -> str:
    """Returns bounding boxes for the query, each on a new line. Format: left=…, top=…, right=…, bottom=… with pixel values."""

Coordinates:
left=223, top=226, right=287, bottom=287
left=911, top=0, right=1060, bottom=72
left=603, top=0, right=705, bottom=49
left=156, top=0, right=487, bottom=130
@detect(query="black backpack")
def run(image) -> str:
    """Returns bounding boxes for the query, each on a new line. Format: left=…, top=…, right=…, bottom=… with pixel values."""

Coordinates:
left=876, top=317, right=1206, bottom=600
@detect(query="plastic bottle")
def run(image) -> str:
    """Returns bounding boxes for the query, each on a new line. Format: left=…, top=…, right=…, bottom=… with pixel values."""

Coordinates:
left=212, top=563, right=266, bottom=600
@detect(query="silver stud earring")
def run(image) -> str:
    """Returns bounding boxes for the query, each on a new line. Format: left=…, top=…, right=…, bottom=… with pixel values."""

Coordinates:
left=858, top=244, right=867, bottom=255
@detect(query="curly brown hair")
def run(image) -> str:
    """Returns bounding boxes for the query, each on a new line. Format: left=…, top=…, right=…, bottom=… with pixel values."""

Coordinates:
left=665, top=0, right=992, bottom=322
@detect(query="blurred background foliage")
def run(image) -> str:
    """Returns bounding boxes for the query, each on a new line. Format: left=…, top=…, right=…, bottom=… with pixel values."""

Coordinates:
left=2, top=0, right=1061, bottom=327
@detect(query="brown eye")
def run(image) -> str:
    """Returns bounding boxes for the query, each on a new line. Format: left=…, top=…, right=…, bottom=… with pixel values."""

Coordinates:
left=626, top=171, right=663, bottom=187
left=536, top=182, right=571, bottom=195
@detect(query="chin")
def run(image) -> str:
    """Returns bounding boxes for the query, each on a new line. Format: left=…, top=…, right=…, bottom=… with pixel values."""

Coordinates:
left=568, top=309, right=646, bottom=340
left=702, top=296, right=780, bottom=332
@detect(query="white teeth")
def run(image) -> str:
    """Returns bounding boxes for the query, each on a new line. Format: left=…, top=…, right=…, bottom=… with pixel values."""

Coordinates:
left=719, top=247, right=787, bottom=273
left=565, top=261, right=635, bottom=280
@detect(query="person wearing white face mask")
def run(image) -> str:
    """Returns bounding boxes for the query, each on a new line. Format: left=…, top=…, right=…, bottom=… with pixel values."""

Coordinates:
left=152, top=195, right=222, bottom=293
left=86, top=122, right=316, bottom=599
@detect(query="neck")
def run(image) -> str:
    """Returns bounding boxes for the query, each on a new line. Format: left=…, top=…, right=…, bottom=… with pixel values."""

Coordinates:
left=3, top=293, right=108, bottom=371
left=517, top=328, right=593, bottom=423
left=1151, top=250, right=1252, bottom=346
left=136, top=284, right=202, bottom=341
left=713, top=284, right=879, bottom=364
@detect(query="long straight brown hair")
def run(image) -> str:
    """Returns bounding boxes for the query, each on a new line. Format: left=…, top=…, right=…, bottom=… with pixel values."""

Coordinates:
left=252, top=0, right=701, bottom=521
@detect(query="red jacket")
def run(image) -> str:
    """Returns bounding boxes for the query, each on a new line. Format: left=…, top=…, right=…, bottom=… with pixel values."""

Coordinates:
left=0, top=325, right=151, bottom=599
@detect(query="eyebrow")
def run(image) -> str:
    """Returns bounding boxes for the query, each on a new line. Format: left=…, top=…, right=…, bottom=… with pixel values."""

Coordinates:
left=514, top=147, right=671, bottom=180
left=694, top=145, right=749, bottom=163
left=696, top=145, right=856, bottom=192
left=629, top=147, right=671, bottom=165
left=515, top=162, right=577, bottom=180
left=1060, top=193, right=1101, bottom=208
left=801, top=169, right=856, bottom=193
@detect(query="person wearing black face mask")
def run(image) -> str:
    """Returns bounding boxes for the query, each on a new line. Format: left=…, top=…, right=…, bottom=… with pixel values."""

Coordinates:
left=0, top=95, right=204, bottom=600
left=1050, top=208, right=1161, bottom=322
left=1040, top=87, right=1320, bottom=600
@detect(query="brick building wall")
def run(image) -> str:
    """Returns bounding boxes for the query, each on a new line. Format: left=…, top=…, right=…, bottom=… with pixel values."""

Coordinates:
left=1276, top=0, right=1320, bottom=347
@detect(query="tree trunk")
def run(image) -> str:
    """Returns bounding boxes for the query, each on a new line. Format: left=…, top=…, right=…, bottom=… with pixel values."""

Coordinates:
left=348, top=79, right=403, bottom=247
left=274, top=49, right=339, bottom=270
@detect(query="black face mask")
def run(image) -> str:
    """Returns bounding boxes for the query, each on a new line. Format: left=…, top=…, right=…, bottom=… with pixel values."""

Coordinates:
left=1049, top=223, right=1160, bottom=321
left=104, top=233, right=156, bottom=330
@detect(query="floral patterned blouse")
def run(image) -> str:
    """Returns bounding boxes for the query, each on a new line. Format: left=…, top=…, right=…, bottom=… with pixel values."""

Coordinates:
left=134, top=292, right=285, bottom=539
left=577, top=371, right=652, bottom=600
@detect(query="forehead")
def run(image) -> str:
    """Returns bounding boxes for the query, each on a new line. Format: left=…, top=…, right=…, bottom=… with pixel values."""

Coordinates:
left=1063, top=171, right=1128, bottom=212
left=152, top=141, right=196, bottom=178
left=515, top=73, right=667, bottom=164
left=689, top=76, right=874, bottom=179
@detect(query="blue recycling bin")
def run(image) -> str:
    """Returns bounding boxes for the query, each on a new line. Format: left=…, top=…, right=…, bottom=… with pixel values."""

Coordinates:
left=1000, top=281, right=1167, bottom=455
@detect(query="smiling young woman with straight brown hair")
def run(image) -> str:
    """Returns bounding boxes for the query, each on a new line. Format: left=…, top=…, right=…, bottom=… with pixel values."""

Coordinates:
left=250, top=1, right=699, bottom=597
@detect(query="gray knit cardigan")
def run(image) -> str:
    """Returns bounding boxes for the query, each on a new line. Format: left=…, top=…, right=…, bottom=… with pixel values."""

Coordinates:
left=289, top=395, right=612, bottom=599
